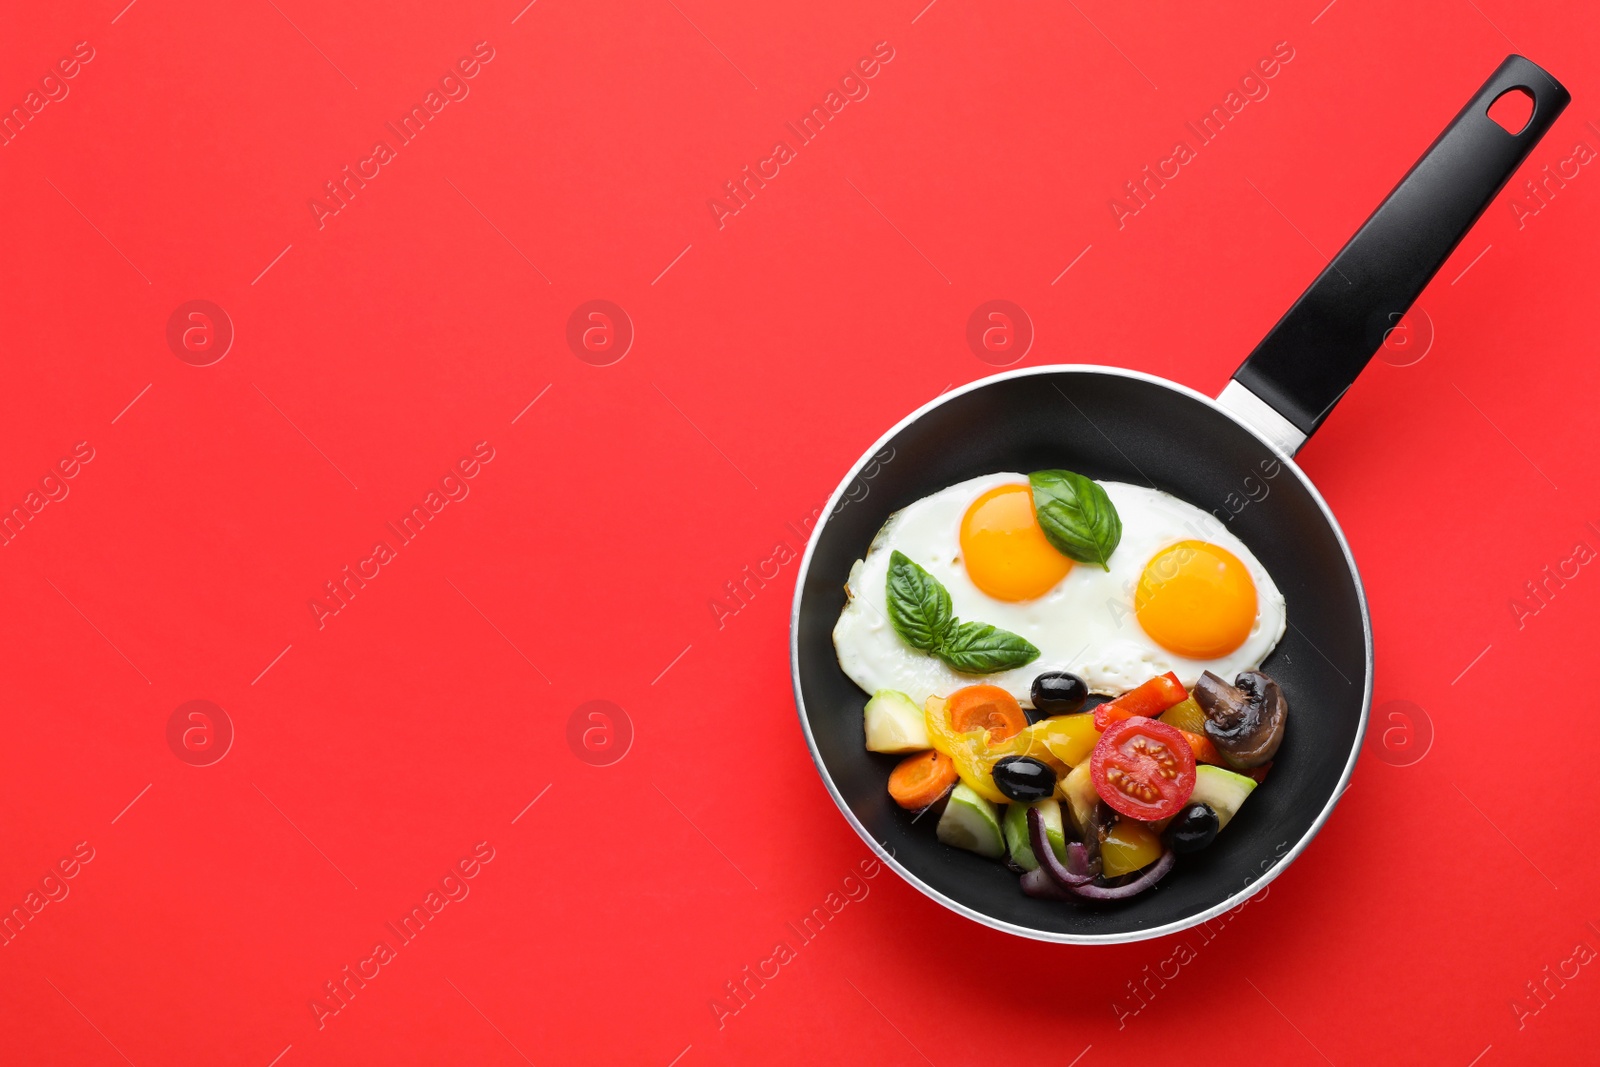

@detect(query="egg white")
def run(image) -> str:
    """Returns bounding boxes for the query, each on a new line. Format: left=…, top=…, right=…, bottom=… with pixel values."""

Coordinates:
left=832, top=472, right=1287, bottom=708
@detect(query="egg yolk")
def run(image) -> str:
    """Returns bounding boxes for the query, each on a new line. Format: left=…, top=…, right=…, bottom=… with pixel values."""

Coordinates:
left=1135, top=540, right=1258, bottom=659
left=959, top=484, right=1073, bottom=601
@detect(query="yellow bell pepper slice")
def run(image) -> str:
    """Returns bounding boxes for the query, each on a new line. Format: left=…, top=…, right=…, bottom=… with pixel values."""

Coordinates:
left=924, top=698, right=1103, bottom=804
left=923, top=696, right=1007, bottom=804
left=1158, top=697, right=1207, bottom=734
left=1006, top=713, right=1101, bottom=769
left=1101, top=819, right=1163, bottom=877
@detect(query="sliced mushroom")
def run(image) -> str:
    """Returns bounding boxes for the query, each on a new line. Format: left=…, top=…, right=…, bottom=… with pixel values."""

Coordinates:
left=1193, top=670, right=1287, bottom=769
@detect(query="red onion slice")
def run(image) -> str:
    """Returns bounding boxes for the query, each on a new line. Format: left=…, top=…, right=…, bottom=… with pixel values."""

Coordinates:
left=1068, top=849, right=1176, bottom=900
left=1027, top=806, right=1098, bottom=888
left=1020, top=868, right=1071, bottom=899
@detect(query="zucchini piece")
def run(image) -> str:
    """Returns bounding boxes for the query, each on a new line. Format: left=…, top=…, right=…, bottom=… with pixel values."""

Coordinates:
left=1002, top=798, right=1067, bottom=871
left=936, top=782, right=1005, bottom=859
left=1190, top=764, right=1257, bottom=829
left=864, top=690, right=931, bottom=753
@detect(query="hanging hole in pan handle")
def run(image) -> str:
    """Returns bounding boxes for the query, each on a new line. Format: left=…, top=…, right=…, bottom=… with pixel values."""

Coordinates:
left=1486, top=86, right=1535, bottom=135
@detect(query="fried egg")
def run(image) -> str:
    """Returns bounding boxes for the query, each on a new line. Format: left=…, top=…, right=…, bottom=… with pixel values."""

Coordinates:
left=832, top=472, right=1286, bottom=708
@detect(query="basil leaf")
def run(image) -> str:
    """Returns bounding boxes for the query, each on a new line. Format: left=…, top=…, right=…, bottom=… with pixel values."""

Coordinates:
left=885, top=551, right=1039, bottom=675
left=1029, top=469, right=1122, bottom=570
left=937, top=621, right=1040, bottom=674
left=885, top=550, right=953, bottom=652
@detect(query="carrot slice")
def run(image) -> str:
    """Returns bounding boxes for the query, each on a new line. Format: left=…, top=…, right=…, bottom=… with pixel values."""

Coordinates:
left=888, top=750, right=958, bottom=810
left=946, top=685, right=1027, bottom=743
left=1179, top=728, right=1226, bottom=765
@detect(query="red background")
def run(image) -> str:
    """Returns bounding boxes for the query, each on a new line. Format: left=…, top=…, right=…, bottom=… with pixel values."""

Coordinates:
left=1, top=0, right=1597, bottom=1064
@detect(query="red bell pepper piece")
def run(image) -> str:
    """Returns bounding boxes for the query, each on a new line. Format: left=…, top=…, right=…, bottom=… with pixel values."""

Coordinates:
left=1178, top=728, right=1225, bottom=766
left=1092, top=672, right=1189, bottom=731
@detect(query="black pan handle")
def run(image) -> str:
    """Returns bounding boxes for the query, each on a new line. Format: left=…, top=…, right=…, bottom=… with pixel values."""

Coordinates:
left=1222, top=55, right=1569, bottom=452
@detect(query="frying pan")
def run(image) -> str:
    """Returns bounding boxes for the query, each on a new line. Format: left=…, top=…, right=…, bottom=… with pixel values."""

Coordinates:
left=791, top=55, right=1569, bottom=943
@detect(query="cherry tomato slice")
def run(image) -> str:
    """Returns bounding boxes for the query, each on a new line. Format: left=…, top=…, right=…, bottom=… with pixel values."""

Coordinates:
left=1089, top=716, right=1197, bottom=821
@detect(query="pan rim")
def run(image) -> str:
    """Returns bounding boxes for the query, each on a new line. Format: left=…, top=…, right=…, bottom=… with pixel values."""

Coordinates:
left=788, top=363, right=1373, bottom=945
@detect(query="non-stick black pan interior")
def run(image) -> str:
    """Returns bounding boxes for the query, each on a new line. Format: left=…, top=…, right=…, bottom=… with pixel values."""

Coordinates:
left=793, top=367, right=1369, bottom=941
